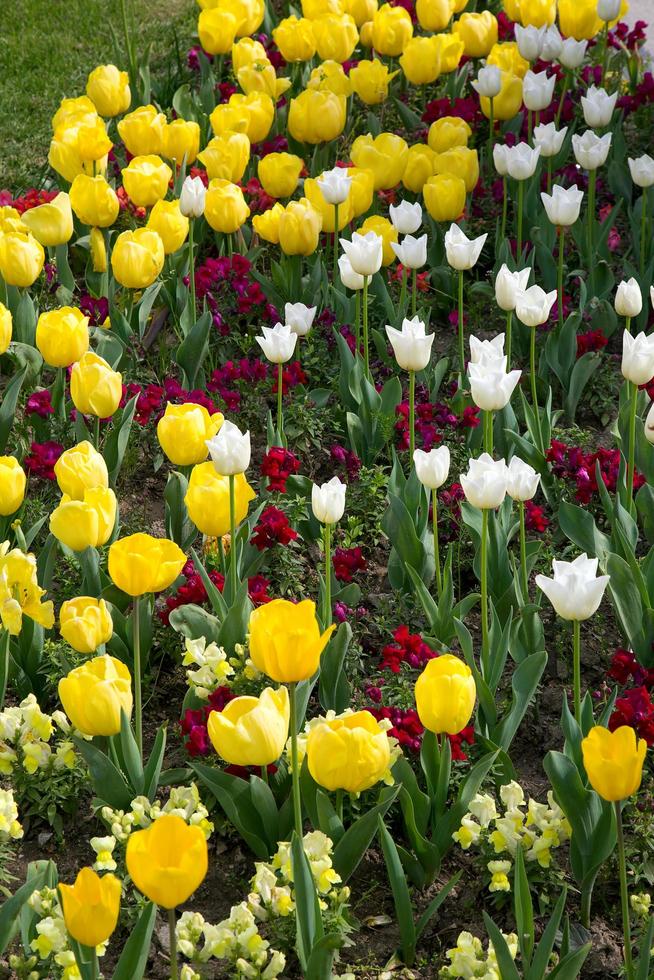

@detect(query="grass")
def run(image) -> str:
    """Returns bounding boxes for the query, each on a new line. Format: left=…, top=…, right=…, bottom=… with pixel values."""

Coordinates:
left=0, top=0, right=196, bottom=192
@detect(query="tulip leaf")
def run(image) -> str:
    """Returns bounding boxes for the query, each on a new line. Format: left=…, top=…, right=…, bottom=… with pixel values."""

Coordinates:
left=72, top=735, right=133, bottom=810
left=169, top=603, right=222, bottom=645
left=318, top=621, right=351, bottom=714
left=0, top=864, right=50, bottom=954
left=191, top=761, right=271, bottom=859
left=112, top=901, right=157, bottom=980
left=305, top=932, right=342, bottom=979
left=482, top=913, right=521, bottom=980
left=0, top=365, right=26, bottom=454
left=175, top=310, right=212, bottom=388
left=248, top=774, right=280, bottom=850
left=332, top=784, right=400, bottom=883
left=104, top=395, right=138, bottom=488
left=315, top=789, right=344, bottom=844
left=118, top=710, right=144, bottom=796
left=414, top=870, right=461, bottom=943
left=490, top=651, right=547, bottom=753
left=142, top=725, right=167, bottom=801
left=191, top=548, right=227, bottom=618
left=291, top=831, right=324, bottom=972
left=378, top=816, right=416, bottom=966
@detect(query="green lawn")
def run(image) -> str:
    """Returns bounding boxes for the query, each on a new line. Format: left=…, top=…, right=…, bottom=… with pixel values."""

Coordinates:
left=0, top=0, right=196, bottom=192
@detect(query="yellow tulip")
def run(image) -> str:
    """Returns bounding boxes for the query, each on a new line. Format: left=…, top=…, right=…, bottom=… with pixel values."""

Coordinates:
left=423, top=173, right=467, bottom=222
left=288, top=89, right=347, bottom=144
left=163, top=119, right=201, bottom=165
left=347, top=166, right=375, bottom=216
left=347, top=0, right=378, bottom=25
left=108, top=533, right=187, bottom=596
left=432, top=32, right=465, bottom=73
left=514, top=0, right=556, bottom=26
left=237, top=62, right=291, bottom=100
left=258, top=152, right=304, bottom=199
left=60, top=597, right=113, bottom=654
left=360, top=20, right=374, bottom=45
left=21, top=192, right=73, bottom=247
left=307, top=710, right=391, bottom=793
left=480, top=70, right=522, bottom=120
left=52, top=95, right=97, bottom=132
left=0, top=303, right=10, bottom=355
left=36, top=307, right=89, bottom=368
left=58, top=654, right=132, bottom=736
left=90, top=227, right=107, bottom=273
left=0, top=543, right=54, bottom=636
left=307, top=59, right=352, bottom=96
left=54, top=441, right=108, bottom=500
left=253, top=203, right=285, bottom=243
left=487, top=41, right=529, bottom=80
left=126, top=813, right=208, bottom=909
left=350, top=58, right=399, bottom=105
left=249, top=598, right=335, bottom=682
left=157, top=403, right=224, bottom=466
left=304, top=177, right=354, bottom=233
left=226, top=93, right=275, bottom=143
left=359, top=215, right=397, bottom=265
left=427, top=116, right=472, bottom=154
left=117, top=104, right=167, bottom=156
left=302, top=0, right=345, bottom=17
left=453, top=10, right=498, bottom=56
left=49, top=486, right=117, bottom=551
left=209, top=103, right=250, bottom=138
left=278, top=198, right=323, bottom=256
left=199, top=6, right=239, bottom=53
left=60, top=868, right=121, bottom=947
left=205, top=179, right=250, bottom=234
left=86, top=64, right=131, bottom=117
left=49, top=122, right=104, bottom=183
left=350, top=132, right=408, bottom=190
left=198, top=132, right=251, bottom=182
left=416, top=0, right=454, bottom=31
left=147, top=199, right=189, bottom=255
left=273, top=16, right=317, bottom=61
left=558, top=0, right=617, bottom=39
left=0, top=457, right=26, bottom=516
left=400, top=35, right=442, bottom=85
left=0, top=231, right=44, bottom=288
left=76, top=117, right=113, bottom=162
left=111, top=228, right=165, bottom=289
left=185, top=462, right=255, bottom=537
left=231, top=37, right=268, bottom=72
left=0, top=207, right=23, bottom=235
left=433, top=146, right=479, bottom=193
left=415, top=654, right=476, bottom=734
left=313, top=13, right=359, bottom=62
left=582, top=725, right=647, bottom=802
left=222, top=0, right=265, bottom=36
left=70, top=352, right=122, bottom=419
left=402, top=144, right=436, bottom=193
left=207, top=686, right=290, bottom=766
left=122, top=155, right=172, bottom=208
left=70, top=174, right=120, bottom=228
left=371, top=3, right=413, bottom=56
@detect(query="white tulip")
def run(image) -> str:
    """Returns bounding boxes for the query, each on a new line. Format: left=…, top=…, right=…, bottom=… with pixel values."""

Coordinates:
left=255, top=322, right=298, bottom=363
left=515, top=24, right=545, bottom=61
left=621, top=329, right=654, bottom=385
left=615, top=278, right=643, bottom=318
left=469, top=358, right=522, bottom=411
left=645, top=402, right=654, bottom=445
left=541, top=185, right=584, bottom=226
left=385, top=316, right=434, bottom=372
left=311, top=476, right=346, bottom=524
left=628, top=154, right=654, bottom=188
left=495, top=265, right=531, bottom=312
left=535, top=553, right=610, bottom=621
left=541, top=24, right=563, bottom=61
left=317, top=167, right=352, bottom=205
left=472, top=65, right=502, bottom=98
left=444, top=224, right=487, bottom=270
left=581, top=85, right=618, bottom=128
left=413, top=446, right=451, bottom=490
left=338, top=254, right=364, bottom=291
left=559, top=37, right=588, bottom=70
left=493, top=143, right=511, bottom=177
left=460, top=453, right=508, bottom=510
left=515, top=285, right=557, bottom=327
left=506, top=456, right=540, bottom=501
left=285, top=302, right=317, bottom=337
left=533, top=122, right=567, bottom=157
left=206, top=419, right=251, bottom=475
left=470, top=333, right=505, bottom=365
left=597, top=0, right=621, bottom=20
left=523, top=70, right=556, bottom=112
left=340, top=231, right=383, bottom=277
left=391, top=233, right=427, bottom=270
left=505, top=143, right=541, bottom=180
left=572, top=130, right=612, bottom=170
left=179, top=175, right=206, bottom=218
left=389, top=201, right=422, bottom=234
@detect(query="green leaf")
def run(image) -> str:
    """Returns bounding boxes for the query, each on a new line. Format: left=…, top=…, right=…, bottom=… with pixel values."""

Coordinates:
left=111, top=902, right=156, bottom=980
left=104, top=395, right=138, bottom=487
left=169, top=603, right=222, bottom=644
left=118, top=709, right=144, bottom=796
left=191, top=761, right=271, bottom=858
left=415, top=870, right=461, bottom=941
left=318, top=622, right=351, bottom=713
left=142, top=725, right=166, bottom=800
left=72, top=735, right=132, bottom=810
left=529, top=888, right=567, bottom=980
left=0, top=865, right=50, bottom=954
left=175, top=310, right=212, bottom=387
left=0, top=366, right=26, bottom=453
left=291, top=831, right=324, bottom=972
left=378, top=817, right=416, bottom=966
left=482, top=913, right=521, bottom=980
left=332, top=784, right=400, bottom=883
left=513, top=848, right=534, bottom=963
left=305, top=933, right=342, bottom=979
left=491, top=651, right=547, bottom=752
left=315, top=789, right=344, bottom=844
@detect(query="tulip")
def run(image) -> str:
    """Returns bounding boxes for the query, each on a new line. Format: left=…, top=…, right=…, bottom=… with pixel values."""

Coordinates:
left=86, top=64, right=130, bottom=117
left=111, top=228, right=164, bottom=291
left=278, top=198, right=322, bottom=257
left=622, top=328, right=654, bottom=514
left=307, top=58, right=353, bottom=96
left=414, top=445, right=450, bottom=595
left=371, top=3, right=413, bottom=55
left=58, top=654, right=132, bottom=736
left=402, top=144, right=435, bottom=194
left=359, top=215, right=397, bottom=267
left=482, top=69, right=523, bottom=126
left=515, top=24, right=545, bottom=61
left=146, top=199, right=189, bottom=255
left=307, top=710, right=391, bottom=794
left=415, top=654, right=476, bottom=734
left=628, top=156, right=654, bottom=274
left=507, top=456, right=540, bottom=598
left=162, top=119, right=200, bottom=166
left=422, top=174, right=467, bottom=225
left=493, top=143, right=510, bottom=177
left=312, top=475, right=346, bottom=624
left=350, top=132, right=408, bottom=191
left=487, top=40, right=529, bottom=78
left=59, top=597, right=113, bottom=654
left=185, top=463, right=255, bottom=539
left=558, top=36, right=588, bottom=68
left=615, top=278, right=643, bottom=325
left=35, top=307, right=89, bottom=369
left=470, top=334, right=506, bottom=365
left=157, top=403, right=223, bottom=467
left=272, top=16, right=317, bottom=61
left=339, top=254, right=365, bottom=292
left=54, top=442, right=108, bottom=500
left=391, top=234, right=427, bottom=272
left=258, top=152, right=303, bottom=199
left=444, top=224, right=487, bottom=377
left=573, top=131, right=612, bottom=281
left=198, top=133, right=250, bottom=183
left=415, top=0, right=453, bottom=30
left=515, top=284, right=556, bottom=440
left=386, top=317, right=434, bottom=454
left=472, top=65, right=502, bottom=98
left=340, top=231, right=383, bottom=377
left=349, top=58, right=397, bottom=104
left=117, top=104, right=166, bottom=156
left=433, top=146, right=479, bottom=194
left=287, top=89, right=346, bottom=144
left=198, top=6, right=239, bottom=53
left=69, top=174, right=119, bottom=228
left=0, top=457, right=26, bottom=517
left=533, top=121, right=567, bottom=159
left=208, top=686, right=290, bottom=767
left=70, top=351, right=122, bottom=430
left=177, top=176, right=206, bottom=221
left=400, top=36, right=443, bottom=88
left=427, top=116, right=471, bottom=154
left=285, top=302, right=317, bottom=338
left=212, top=92, right=275, bottom=144
left=60, top=867, right=121, bottom=950
left=206, top=419, right=251, bottom=476
left=204, top=179, right=250, bottom=235
left=126, top=813, right=208, bottom=908
left=0, top=303, right=11, bottom=355
left=316, top=167, right=353, bottom=279
left=256, top=323, right=297, bottom=439
left=453, top=11, right=498, bottom=57
left=432, top=31, right=465, bottom=72
left=541, top=185, right=584, bottom=326
left=312, top=12, right=359, bottom=62
left=469, top=355, right=521, bottom=413
left=389, top=200, right=422, bottom=235
left=0, top=231, right=44, bottom=288
left=581, top=85, right=617, bottom=128
left=536, top=554, right=609, bottom=720
left=0, top=544, right=54, bottom=648
left=49, top=486, right=117, bottom=552
left=20, top=192, right=73, bottom=247
left=541, top=23, right=563, bottom=58
left=495, top=265, right=530, bottom=361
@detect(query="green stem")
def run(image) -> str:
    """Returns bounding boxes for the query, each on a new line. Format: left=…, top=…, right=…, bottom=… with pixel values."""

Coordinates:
left=323, top=522, right=332, bottom=627
left=228, top=474, right=237, bottom=596
left=625, top=316, right=632, bottom=335
left=500, top=177, right=507, bottom=242
left=354, top=289, right=360, bottom=352
left=333, top=203, right=339, bottom=283
left=627, top=381, right=638, bottom=516
left=432, top=491, right=442, bottom=600
left=506, top=309, right=512, bottom=365
left=587, top=168, right=597, bottom=295
left=601, top=21, right=610, bottom=87
left=0, top=630, right=10, bottom=711
left=530, top=326, right=542, bottom=452
left=640, top=190, right=648, bottom=279
left=118, top=0, right=137, bottom=93
left=188, top=218, right=196, bottom=319
left=289, top=683, right=303, bottom=839
left=519, top=501, right=528, bottom=602
left=481, top=507, right=489, bottom=677
left=276, top=362, right=283, bottom=443
left=488, top=98, right=494, bottom=173
left=133, top=595, right=142, bottom=761
left=556, top=70, right=570, bottom=127
left=90, top=949, right=99, bottom=980
left=615, top=801, right=635, bottom=980
left=457, top=268, right=464, bottom=379
left=411, top=268, right=417, bottom=317
left=261, top=765, right=269, bottom=783
left=409, top=369, right=415, bottom=459
left=483, top=409, right=493, bottom=457
left=168, top=908, right=179, bottom=980
left=94, top=415, right=101, bottom=453
left=557, top=227, right=565, bottom=331
left=573, top=619, right=581, bottom=725
left=399, top=266, right=407, bottom=312
left=335, top=788, right=344, bottom=823
left=528, top=109, right=533, bottom=145
left=362, top=275, right=370, bottom=379
left=517, top=179, right=524, bottom=260
left=547, top=157, right=552, bottom=195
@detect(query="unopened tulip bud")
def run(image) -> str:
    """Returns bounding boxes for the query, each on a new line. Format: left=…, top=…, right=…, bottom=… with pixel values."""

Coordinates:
left=615, top=278, right=643, bottom=318
left=311, top=476, right=346, bottom=524
left=179, top=175, right=206, bottom=218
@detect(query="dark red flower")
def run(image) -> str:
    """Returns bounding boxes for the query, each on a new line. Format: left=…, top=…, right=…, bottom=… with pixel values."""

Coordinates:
left=260, top=446, right=300, bottom=492
left=24, top=441, right=63, bottom=480
left=251, top=505, right=298, bottom=550
left=333, top=546, right=366, bottom=583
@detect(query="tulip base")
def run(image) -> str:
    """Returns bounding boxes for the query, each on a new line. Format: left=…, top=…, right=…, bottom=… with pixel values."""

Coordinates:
left=615, top=801, right=635, bottom=980
left=516, top=179, right=524, bottom=260
left=586, top=169, right=597, bottom=295
left=483, top=410, right=493, bottom=457
left=411, top=268, right=417, bottom=317
left=505, top=310, right=512, bottom=365
left=168, top=908, right=179, bottom=980
left=188, top=218, right=197, bottom=319
left=276, top=363, right=284, bottom=447
left=640, top=190, right=648, bottom=278
left=354, top=290, right=361, bottom=352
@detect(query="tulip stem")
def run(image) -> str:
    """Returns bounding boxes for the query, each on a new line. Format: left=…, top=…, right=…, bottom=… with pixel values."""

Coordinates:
left=432, top=491, right=442, bottom=600
left=0, top=630, right=9, bottom=712
left=519, top=501, right=529, bottom=603
left=409, top=370, right=416, bottom=460
left=333, top=203, right=339, bottom=284
left=133, top=595, right=142, bottom=761
left=188, top=218, right=196, bottom=320
left=615, top=801, right=635, bottom=980
left=626, top=381, right=638, bottom=517
left=601, top=21, right=610, bottom=88
left=399, top=266, right=407, bottom=313
left=506, top=310, right=512, bottom=366
left=289, top=683, right=303, bottom=839
left=90, top=950, right=99, bottom=980
left=228, top=474, right=238, bottom=597
left=555, top=70, right=570, bottom=127
left=323, top=522, right=332, bottom=627
left=354, top=290, right=361, bottom=352
left=168, top=908, right=179, bottom=980
left=557, top=227, right=565, bottom=331
left=457, top=268, right=464, bottom=379
left=500, top=177, right=507, bottom=242
left=587, top=168, right=597, bottom=295
left=483, top=410, right=493, bottom=457
left=261, top=765, right=269, bottom=784
left=94, top=415, right=101, bottom=453
left=640, top=190, right=648, bottom=278
left=276, top=362, right=284, bottom=445
left=529, top=326, right=543, bottom=453
left=528, top=109, right=533, bottom=145
left=488, top=98, right=494, bottom=173
left=516, top=179, right=524, bottom=260
left=480, top=508, right=489, bottom=678
left=572, top=619, right=581, bottom=725
left=335, top=788, right=344, bottom=823
left=411, top=268, right=417, bottom=317
left=547, top=157, right=552, bottom=195
left=362, top=275, right=370, bottom=380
